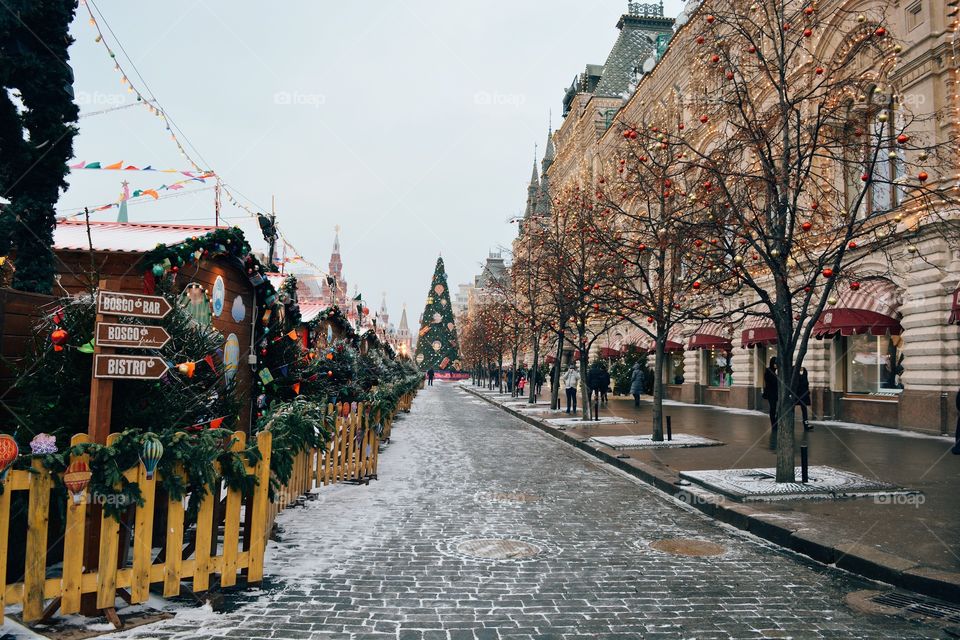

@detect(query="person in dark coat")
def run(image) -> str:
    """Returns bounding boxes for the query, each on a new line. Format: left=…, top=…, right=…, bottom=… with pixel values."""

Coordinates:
left=598, top=363, right=611, bottom=404
left=629, top=363, right=645, bottom=408
left=762, top=357, right=779, bottom=429
left=427, top=368, right=435, bottom=386
left=796, top=366, right=812, bottom=431
left=506, top=369, right=514, bottom=393
left=953, top=388, right=960, bottom=455
left=586, top=362, right=606, bottom=409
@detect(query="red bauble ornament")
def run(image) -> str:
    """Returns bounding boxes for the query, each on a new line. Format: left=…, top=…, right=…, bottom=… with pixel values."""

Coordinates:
left=710, top=54, right=720, bottom=63
left=696, top=35, right=705, bottom=44
left=815, top=66, right=825, bottom=75
left=861, top=173, right=870, bottom=182
left=171, top=266, right=179, bottom=273
left=51, top=328, right=69, bottom=352
left=822, top=268, right=834, bottom=278
left=875, top=26, right=886, bottom=37
left=782, top=23, right=791, bottom=31
left=804, top=6, right=815, bottom=15
left=897, top=133, right=909, bottom=144
left=706, top=14, right=715, bottom=23
left=678, top=122, right=685, bottom=130
left=801, top=221, right=812, bottom=231
left=918, top=171, right=929, bottom=182
left=848, top=241, right=858, bottom=249
left=748, top=45, right=757, bottom=54
left=811, top=201, right=819, bottom=209
left=803, top=28, right=813, bottom=37
left=850, top=282, right=861, bottom=290
left=699, top=115, right=709, bottom=123
left=638, top=243, right=647, bottom=251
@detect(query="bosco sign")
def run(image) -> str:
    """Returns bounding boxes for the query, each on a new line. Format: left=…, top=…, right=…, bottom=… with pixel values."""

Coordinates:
left=96, top=323, right=171, bottom=349
left=97, top=291, right=172, bottom=319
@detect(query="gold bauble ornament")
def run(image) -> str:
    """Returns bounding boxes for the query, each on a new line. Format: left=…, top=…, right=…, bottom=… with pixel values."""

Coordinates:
left=907, top=245, right=918, bottom=253
left=878, top=113, right=889, bottom=123
left=771, top=249, right=780, bottom=257
left=828, top=297, right=837, bottom=305
left=734, top=256, right=744, bottom=264
left=857, top=13, right=866, bottom=22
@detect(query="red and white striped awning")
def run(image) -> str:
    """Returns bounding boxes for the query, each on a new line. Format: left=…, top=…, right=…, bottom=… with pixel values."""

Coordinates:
left=636, top=329, right=684, bottom=353
left=689, top=322, right=733, bottom=350
left=741, top=316, right=777, bottom=348
left=814, top=279, right=902, bottom=337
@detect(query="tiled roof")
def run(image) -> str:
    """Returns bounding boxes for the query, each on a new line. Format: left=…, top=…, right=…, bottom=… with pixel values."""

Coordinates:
left=594, top=28, right=656, bottom=97
left=53, top=219, right=223, bottom=253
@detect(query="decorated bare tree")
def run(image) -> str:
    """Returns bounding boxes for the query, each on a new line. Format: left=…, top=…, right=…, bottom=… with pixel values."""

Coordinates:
left=648, top=1, right=958, bottom=480
left=589, top=120, right=737, bottom=440
left=545, top=183, right=624, bottom=420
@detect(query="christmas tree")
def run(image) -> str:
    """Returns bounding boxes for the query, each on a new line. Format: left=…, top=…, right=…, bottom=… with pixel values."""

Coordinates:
left=415, top=257, right=461, bottom=372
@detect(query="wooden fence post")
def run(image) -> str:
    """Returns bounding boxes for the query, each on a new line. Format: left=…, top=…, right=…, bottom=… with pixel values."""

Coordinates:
left=247, top=430, right=272, bottom=584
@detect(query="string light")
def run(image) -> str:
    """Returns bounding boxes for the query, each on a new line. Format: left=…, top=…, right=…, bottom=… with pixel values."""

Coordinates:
left=78, top=0, right=328, bottom=279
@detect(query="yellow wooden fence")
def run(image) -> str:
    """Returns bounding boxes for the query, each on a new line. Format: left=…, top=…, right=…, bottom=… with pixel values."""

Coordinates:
left=0, top=430, right=272, bottom=624
left=1, top=393, right=415, bottom=625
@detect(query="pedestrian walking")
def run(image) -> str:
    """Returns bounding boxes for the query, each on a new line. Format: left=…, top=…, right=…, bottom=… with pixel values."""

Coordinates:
left=563, top=364, right=580, bottom=414
left=518, top=375, right=526, bottom=395
left=629, top=363, right=645, bottom=407
left=762, top=357, right=778, bottom=429
left=427, top=368, right=435, bottom=386
left=535, top=369, right=544, bottom=396
left=796, top=366, right=812, bottom=431
left=506, top=369, right=514, bottom=393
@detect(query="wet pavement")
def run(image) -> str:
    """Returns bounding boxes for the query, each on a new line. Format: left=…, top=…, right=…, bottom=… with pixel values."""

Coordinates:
left=521, top=390, right=960, bottom=577
left=109, top=383, right=943, bottom=639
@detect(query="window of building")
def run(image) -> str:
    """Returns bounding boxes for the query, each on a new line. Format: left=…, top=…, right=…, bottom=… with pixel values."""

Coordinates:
left=704, top=348, right=733, bottom=388
left=666, top=351, right=685, bottom=385
left=844, top=333, right=904, bottom=394
left=906, top=2, right=924, bottom=31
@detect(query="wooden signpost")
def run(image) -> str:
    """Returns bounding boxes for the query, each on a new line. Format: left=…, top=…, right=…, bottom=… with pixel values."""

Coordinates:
left=84, top=285, right=173, bottom=620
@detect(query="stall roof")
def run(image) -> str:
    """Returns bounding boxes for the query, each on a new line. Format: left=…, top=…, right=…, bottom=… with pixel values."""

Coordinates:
left=53, top=220, right=223, bottom=253
left=299, top=302, right=326, bottom=323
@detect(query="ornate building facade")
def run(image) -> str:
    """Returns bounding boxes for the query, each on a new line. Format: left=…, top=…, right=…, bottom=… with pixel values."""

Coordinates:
left=525, top=0, right=960, bottom=433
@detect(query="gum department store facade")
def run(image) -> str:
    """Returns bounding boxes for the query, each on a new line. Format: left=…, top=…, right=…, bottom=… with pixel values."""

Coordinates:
left=522, top=0, right=960, bottom=434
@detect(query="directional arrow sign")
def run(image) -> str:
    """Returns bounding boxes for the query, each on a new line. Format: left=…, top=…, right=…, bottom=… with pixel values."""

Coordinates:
left=97, top=291, right=172, bottom=320
left=94, top=354, right=169, bottom=380
left=96, top=323, right=172, bottom=349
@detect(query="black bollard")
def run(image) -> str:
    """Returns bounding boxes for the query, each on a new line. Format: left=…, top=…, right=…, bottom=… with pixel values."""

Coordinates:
left=594, top=396, right=600, bottom=421
left=800, top=444, right=809, bottom=483
left=666, top=415, right=672, bottom=441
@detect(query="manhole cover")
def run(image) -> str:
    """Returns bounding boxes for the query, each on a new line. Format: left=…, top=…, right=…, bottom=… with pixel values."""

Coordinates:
left=475, top=490, right=540, bottom=504
left=649, top=538, right=726, bottom=557
left=455, top=538, right=542, bottom=560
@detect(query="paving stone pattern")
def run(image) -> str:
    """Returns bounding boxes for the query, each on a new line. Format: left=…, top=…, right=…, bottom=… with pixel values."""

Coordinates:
left=115, top=384, right=938, bottom=639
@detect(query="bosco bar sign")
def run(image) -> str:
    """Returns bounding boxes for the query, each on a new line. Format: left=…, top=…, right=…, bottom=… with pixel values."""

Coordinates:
left=94, top=354, right=169, bottom=380
left=97, top=291, right=172, bottom=319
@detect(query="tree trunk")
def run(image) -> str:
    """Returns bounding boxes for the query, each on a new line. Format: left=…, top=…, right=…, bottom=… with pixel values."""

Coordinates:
left=579, top=340, right=590, bottom=421
left=510, top=348, right=518, bottom=398
left=652, top=337, right=665, bottom=441
left=775, top=356, right=796, bottom=482
left=497, top=354, right=504, bottom=394
left=550, top=330, right=564, bottom=410
left=528, top=341, right=539, bottom=404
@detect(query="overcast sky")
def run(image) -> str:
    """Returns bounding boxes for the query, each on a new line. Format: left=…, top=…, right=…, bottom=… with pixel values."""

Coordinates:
left=63, top=0, right=684, bottom=325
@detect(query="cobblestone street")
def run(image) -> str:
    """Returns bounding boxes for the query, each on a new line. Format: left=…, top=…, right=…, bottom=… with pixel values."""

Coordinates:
left=117, top=384, right=940, bottom=639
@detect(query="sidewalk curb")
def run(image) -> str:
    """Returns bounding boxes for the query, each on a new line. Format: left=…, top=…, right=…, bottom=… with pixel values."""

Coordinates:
left=464, top=386, right=960, bottom=605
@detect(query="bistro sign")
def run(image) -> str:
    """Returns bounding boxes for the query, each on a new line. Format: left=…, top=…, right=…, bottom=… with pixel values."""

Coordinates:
left=94, top=354, right=169, bottom=380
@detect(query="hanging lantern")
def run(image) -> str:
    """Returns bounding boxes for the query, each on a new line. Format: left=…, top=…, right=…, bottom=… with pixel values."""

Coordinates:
left=64, top=460, right=92, bottom=505
left=140, top=437, right=164, bottom=480
left=0, top=435, right=19, bottom=481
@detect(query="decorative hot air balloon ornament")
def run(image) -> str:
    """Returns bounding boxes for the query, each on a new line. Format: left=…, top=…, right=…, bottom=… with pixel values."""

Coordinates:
left=140, top=436, right=164, bottom=480
left=0, top=434, right=19, bottom=482
left=64, top=460, right=92, bottom=505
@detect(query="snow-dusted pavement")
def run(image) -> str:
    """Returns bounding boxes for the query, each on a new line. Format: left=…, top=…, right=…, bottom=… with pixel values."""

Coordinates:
left=110, top=383, right=937, bottom=639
